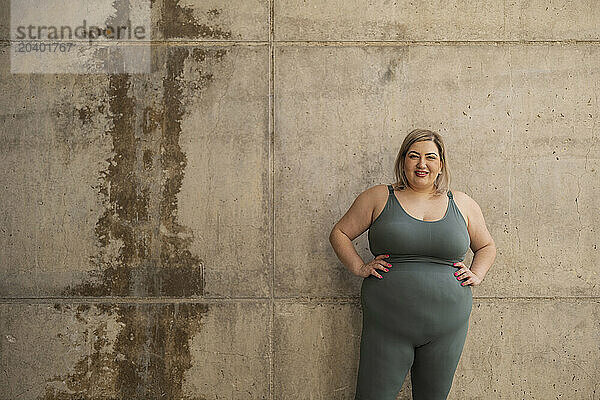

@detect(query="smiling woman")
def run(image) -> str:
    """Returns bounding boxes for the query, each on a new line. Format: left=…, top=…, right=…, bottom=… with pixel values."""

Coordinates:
left=329, top=128, right=496, bottom=399
left=393, top=130, right=449, bottom=196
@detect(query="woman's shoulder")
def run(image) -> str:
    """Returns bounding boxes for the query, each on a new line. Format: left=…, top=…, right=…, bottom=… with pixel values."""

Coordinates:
left=363, top=183, right=391, bottom=194
left=449, top=189, right=481, bottom=219
left=352, top=184, right=388, bottom=204
left=450, top=189, right=477, bottom=205
left=359, top=184, right=392, bottom=205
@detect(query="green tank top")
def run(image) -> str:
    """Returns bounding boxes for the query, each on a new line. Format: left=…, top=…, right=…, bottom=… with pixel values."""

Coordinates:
left=368, top=184, right=470, bottom=265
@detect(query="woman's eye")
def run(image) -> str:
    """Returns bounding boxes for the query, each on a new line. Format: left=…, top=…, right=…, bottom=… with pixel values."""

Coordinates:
left=410, top=155, right=436, bottom=159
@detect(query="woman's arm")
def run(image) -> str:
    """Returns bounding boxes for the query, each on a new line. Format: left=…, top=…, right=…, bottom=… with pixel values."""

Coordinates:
left=464, top=194, right=497, bottom=280
left=329, top=185, right=382, bottom=276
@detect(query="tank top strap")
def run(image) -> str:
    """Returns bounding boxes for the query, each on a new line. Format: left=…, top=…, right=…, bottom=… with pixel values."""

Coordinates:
left=387, top=184, right=394, bottom=195
left=447, top=190, right=453, bottom=199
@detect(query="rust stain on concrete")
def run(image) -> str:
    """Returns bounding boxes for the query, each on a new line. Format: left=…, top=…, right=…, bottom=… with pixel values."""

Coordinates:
left=77, top=105, right=93, bottom=125
left=42, top=303, right=208, bottom=400
left=63, top=2, right=231, bottom=298
left=161, top=0, right=232, bottom=39
left=44, top=0, right=233, bottom=398
left=62, top=73, right=147, bottom=297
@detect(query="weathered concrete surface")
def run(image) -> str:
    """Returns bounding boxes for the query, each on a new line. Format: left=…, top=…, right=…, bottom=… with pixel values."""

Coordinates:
left=1, top=303, right=124, bottom=399
left=0, top=44, right=206, bottom=297
left=0, top=0, right=269, bottom=41
left=275, top=0, right=600, bottom=41
left=182, top=300, right=271, bottom=398
left=154, top=0, right=269, bottom=41
left=458, top=299, right=600, bottom=399
left=0, top=0, right=7, bottom=40
left=0, top=49, right=114, bottom=296
left=176, top=46, right=271, bottom=298
left=275, top=44, right=600, bottom=299
left=0, top=46, right=269, bottom=297
left=273, top=300, right=362, bottom=400
left=0, top=301, right=270, bottom=399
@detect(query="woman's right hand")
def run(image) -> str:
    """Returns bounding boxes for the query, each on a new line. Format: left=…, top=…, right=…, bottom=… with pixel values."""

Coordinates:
left=355, top=254, right=391, bottom=278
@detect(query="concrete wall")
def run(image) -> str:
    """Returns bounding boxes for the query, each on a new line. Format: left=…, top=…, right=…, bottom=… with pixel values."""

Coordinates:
left=1, top=1, right=599, bottom=399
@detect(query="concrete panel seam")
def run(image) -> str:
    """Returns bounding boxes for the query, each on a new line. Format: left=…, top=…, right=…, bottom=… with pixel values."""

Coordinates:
left=269, top=0, right=275, bottom=399
left=2, top=296, right=600, bottom=304
left=0, top=297, right=273, bottom=304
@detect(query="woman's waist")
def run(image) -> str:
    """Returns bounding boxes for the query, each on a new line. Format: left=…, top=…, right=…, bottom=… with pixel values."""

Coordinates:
left=382, top=254, right=461, bottom=270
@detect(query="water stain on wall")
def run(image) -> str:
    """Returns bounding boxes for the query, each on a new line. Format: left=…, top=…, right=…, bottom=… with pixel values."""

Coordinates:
left=42, top=303, right=208, bottom=400
left=63, top=2, right=231, bottom=298
left=161, top=1, right=232, bottom=39
left=43, top=0, right=232, bottom=398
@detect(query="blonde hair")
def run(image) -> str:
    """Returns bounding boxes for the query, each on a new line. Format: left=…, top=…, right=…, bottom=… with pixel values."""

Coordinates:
left=392, top=129, right=450, bottom=195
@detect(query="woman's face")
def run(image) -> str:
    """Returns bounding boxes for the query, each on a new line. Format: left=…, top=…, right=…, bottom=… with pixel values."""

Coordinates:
left=403, top=140, right=443, bottom=190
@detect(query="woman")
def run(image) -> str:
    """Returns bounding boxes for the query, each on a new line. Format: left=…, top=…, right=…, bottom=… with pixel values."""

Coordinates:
left=329, top=129, right=496, bottom=399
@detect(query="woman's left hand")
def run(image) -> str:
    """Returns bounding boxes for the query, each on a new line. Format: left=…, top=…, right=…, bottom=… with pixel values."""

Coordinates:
left=452, top=261, right=483, bottom=287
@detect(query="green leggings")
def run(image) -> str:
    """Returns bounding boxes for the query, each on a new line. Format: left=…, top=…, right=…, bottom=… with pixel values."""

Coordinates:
left=354, top=262, right=473, bottom=399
